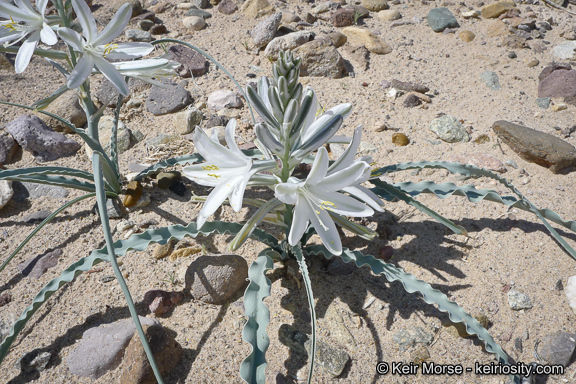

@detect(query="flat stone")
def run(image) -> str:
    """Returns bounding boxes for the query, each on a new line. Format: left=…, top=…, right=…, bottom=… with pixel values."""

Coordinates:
left=252, top=12, right=282, bottom=49
left=20, top=181, right=68, bottom=199
left=168, top=45, right=208, bottom=78
left=429, top=115, right=469, bottom=143
left=393, top=327, right=434, bottom=352
left=152, top=238, right=178, bottom=260
left=173, top=108, right=203, bottom=135
left=492, top=120, right=576, bottom=173
left=142, top=290, right=185, bottom=315
left=17, top=249, right=62, bottom=279
left=185, top=254, right=248, bottom=304
left=149, top=24, right=167, bottom=35
left=218, top=0, right=238, bottom=14
left=389, top=79, right=429, bottom=93
left=0, top=180, right=13, bottom=209
left=427, top=8, right=458, bottom=32
left=94, top=77, right=149, bottom=108
left=294, top=39, right=347, bottom=78
left=482, top=2, right=516, bottom=19
left=403, top=94, right=422, bottom=108
left=125, top=29, right=152, bottom=42
left=0, top=131, right=18, bottom=165
left=331, top=8, right=355, bottom=27
left=241, top=0, right=274, bottom=19
left=67, top=317, right=159, bottom=379
left=342, top=26, right=392, bottom=54
left=207, top=90, right=243, bottom=110
left=565, top=276, right=576, bottom=316
left=362, top=0, right=388, bottom=11
left=378, top=9, right=401, bottom=21
left=282, top=12, right=300, bottom=23
left=41, top=91, right=87, bottom=133
left=553, top=41, right=576, bottom=60
left=183, top=16, right=206, bottom=31
left=0, top=312, right=17, bottom=344
left=23, top=210, right=51, bottom=223
left=535, top=97, right=550, bottom=109
left=119, top=323, right=183, bottom=384
left=538, top=65, right=576, bottom=99
left=450, top=153, right=506, bottom=173
left=145, top=80, right=192, bottom=116
left=480, top=71, right=501, bottom=90
left=507, top=289, right=532, bottom=310
left=185, top=8, right=213, bottom=19
left=131, top=10, right=156, bottom=22
left=189, top=0, right=209, bottom=9
left=304, top=339, right=350, bottom=377
left=326, top=31, right=347, bottom=48
left=264, top=31, right=314, bottom=59
left=6, top=115, right=81, bottom=162
left=538, top=332, right=576, bottom=366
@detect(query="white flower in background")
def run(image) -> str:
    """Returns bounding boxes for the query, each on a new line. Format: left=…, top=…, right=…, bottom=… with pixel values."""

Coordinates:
left=183, top=119, right=277, bottom=229
left=113, top=58, right=179, bottom=86
left=57, top=0, right=154, bottom=96
left=0, top=0, right=58, bottom=73
left=275, top=146, right=378, bottom=255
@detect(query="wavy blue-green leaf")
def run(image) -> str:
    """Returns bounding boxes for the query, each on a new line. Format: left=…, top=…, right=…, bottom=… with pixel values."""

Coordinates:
left=293, top=245, right=316, bottom=384
left=371, top=180, right=467, bottom=236
left=371, top=161, right=576, bottom=259
left=305, top=245, right=519, bottom=384
left=240, top=249, right=276, bottom=384
left=134, top=154, right=204, bottom=181
left=0, top=221, right=278, bottom=365
left=0, top=167, right=94, bottom=182
left=9, top=174, right=96, bottom=193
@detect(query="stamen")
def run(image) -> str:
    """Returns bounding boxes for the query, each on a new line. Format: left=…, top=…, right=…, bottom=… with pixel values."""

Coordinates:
left=103, top=43, right=118, bottom=57
left=207, top=173, right=221, bottom=178
left=202, top=165, right=220, bottom=171
left=5, top=15, right=18, bottom=32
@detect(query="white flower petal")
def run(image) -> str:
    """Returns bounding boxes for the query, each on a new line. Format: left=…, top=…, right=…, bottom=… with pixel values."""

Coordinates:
left=40, top=21, right=57, bottom=45
left=92, top=3, right=132, bottom=46
left=309, top=206, right=341, bottom=255
left=197, top=180, right=236, bottom=226
left=329, top=126, right=362, bottom=174
left=0, top=29, right=24, bottom=45
left=274, top=182, right=299, bottom=205
left=342, top=185, right=384, bottom=212
left=57, top=27, right=84, bottom=52
left=305, top=147, right=329, bottom=186
left=321, top=161, right=369, bottom=192
left=71, top=0, right=96, bottom=41
left=67, top=54, right=94, bottom=89
left=288, top=195, right=310, bottom=246
left=14, top=0, right=37, bottom=18
left=224, top=119, right=242, bottom=154
left=37, top=0, right=50, bottom=15
left=0, top=2, right=33, bottom=20
left=183, top=164, right=249, bottom=187
left=193, top=127, right=246, bottom=166
left=310, top=187, right=373, bottom=217
left=14, top=30, right=38, bottom=73
left=105, top=42, right=154, bottom=60
left=229, top=175, right=249, bottom=211
left=94, top=55, right=129, bottom=96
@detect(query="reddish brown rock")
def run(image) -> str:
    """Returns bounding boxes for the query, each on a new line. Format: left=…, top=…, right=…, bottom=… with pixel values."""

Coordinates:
left=538, top=64, right=576, bottom=99
left=142, top=290, right=185, bottom=316
left=331, top=8, right=355, bottom=27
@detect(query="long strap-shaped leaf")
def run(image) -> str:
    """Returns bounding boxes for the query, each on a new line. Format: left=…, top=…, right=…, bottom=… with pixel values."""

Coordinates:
left=0, top=220, right=278, bottom=365
left=392, top=180, right=576, bottom=233
left=293, top=245, right=317, bottom=384
left=0, top=166, right=95, bottom=182
left=371, top=180, right=468, bottom=236
left=134, top=153, right=204, bottom=181
left=305, top=245, right=520, bottom=384
left=371, top=161, right=576, bottom=259
left=10, top=174, right=96, bottom=193
left=240, top=249, right=276, bottom=384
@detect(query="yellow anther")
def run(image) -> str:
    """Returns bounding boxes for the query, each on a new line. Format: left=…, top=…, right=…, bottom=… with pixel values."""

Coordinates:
left=202, top=164, right=220, bottom=171
left=5, top=15, right=18, bottom=32
left=207, top=173, right=221, bottom=178
left=103, top=43, right=118, bottom=57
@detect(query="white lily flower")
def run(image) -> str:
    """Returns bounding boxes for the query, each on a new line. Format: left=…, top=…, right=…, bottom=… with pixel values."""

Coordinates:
left=275, top=147, right=377, bottom=255
left=113, top=58, right=179, bottom=86
left=183, top=119, right=277, bottom=229
left=57, top=0, right=153, bottom=96
left=0, top=0, right=58, bottom=73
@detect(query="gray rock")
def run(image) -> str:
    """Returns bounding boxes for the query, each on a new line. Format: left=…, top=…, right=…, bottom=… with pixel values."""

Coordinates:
left=252, top=12, right=282, bottom=49
left=538, top=65, right=576, bottom=99
left=362, top=0, right=388, bottom=11
left=427, top=7, right=458, bottom=32
left=185, top=8, right=213, bottom=18
left=96, top=198, right=123, bottom=219
left=536, top=97, right=551, bottom=109
left=218, top=0, right=238, bottom=14
left=185, top=254, right=248, bottom=304
left=0, top=180, right=13, bottom=209
left=6, top=115, right=81, bottom=162
left=480, top=71, right=501, bottom=90
left=168, top=45, right=208, bottom=78
left=173, top=108, right=203, bottom=135
left=19, top=350, right=52, bottom=374
left=429, top=115, right=469, bottom=143
left=0, top=312, right=17, bottom=344
left=189, top=0, right=210, bottom=9
left=67, top=317, right=159, bottom=379
left=125, top=29, right=152, bottom=42
left=94, top=77, right=149, bottom=108
left=565, top=276, right=576, bottom=316
left=145, top=80, right=192, bottom=115
left=293, top=39, right=347, bottom=79
left=207, top=90, right=243, bottom=110
left=41, top=91, right=87, bottom=133
left=0, top=131, right=18, bottom=165
left=17, top=249, right=62, bottom=279
left=20, top=181, right=69, bottom=199
left=103, top=0, right=143, bottom=17
left=85, top=116, right=131, bottom=157
left=538, top=332, right=576, bottom=366
left=183, top=16, right=206, bottom=31
left=331, top=8, right=355, bottom=27
left=507, top=289, right=533, bottom=310
left=393, top=327, right=434, bottom=352
left=264, top=31, right=314, bottom=59
left=492, top=120, right=576, bottom=173
left=304, top=339, right=350, bottom=377
left=23, top=210, right=51, bottom=223
left=553, top=41, right=576, bottom=60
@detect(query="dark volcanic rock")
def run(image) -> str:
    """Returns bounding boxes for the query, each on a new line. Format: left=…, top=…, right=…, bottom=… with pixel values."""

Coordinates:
left=168, top=45, right=208, bottom=78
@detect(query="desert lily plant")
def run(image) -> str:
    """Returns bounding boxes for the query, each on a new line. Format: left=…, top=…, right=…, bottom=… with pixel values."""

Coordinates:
left=0, top=0, right=244, bottom=382
left=19, top=50, right=569, bottom=383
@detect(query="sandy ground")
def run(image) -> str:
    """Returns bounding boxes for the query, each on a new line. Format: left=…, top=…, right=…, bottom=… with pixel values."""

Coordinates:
left=1, top=0, right=576, bottom=383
